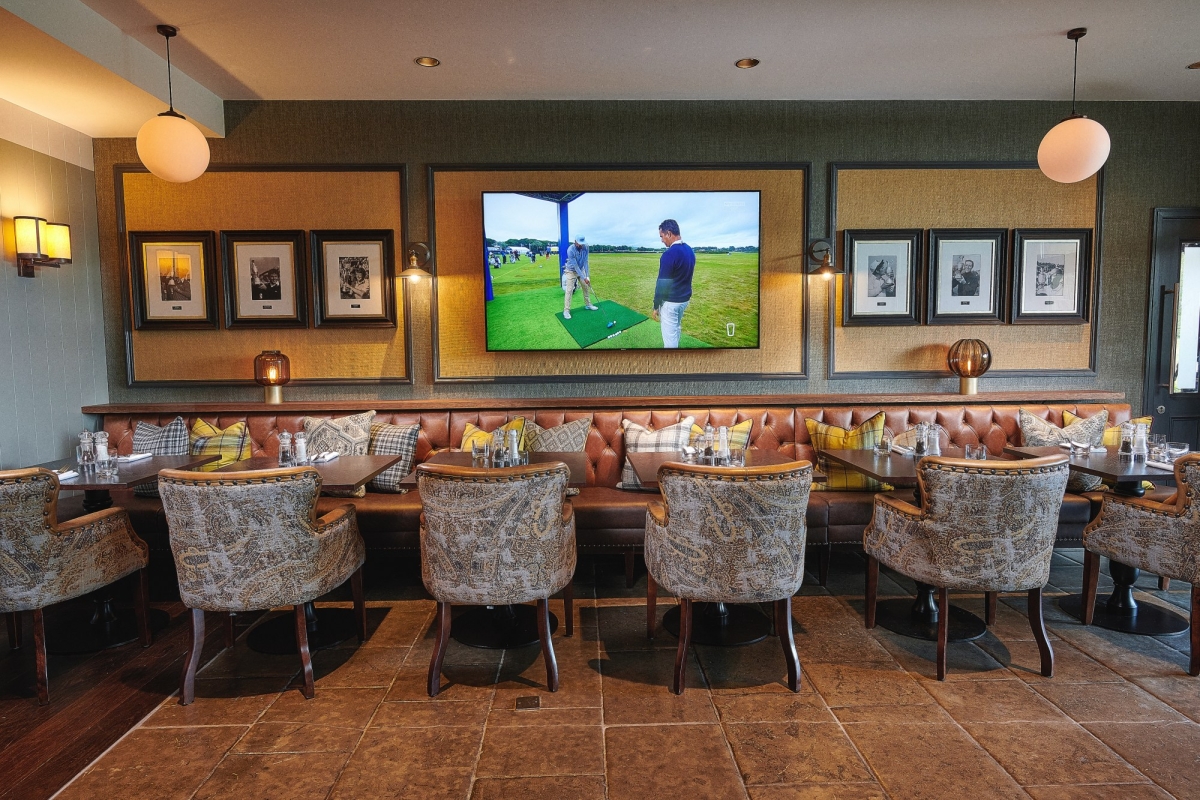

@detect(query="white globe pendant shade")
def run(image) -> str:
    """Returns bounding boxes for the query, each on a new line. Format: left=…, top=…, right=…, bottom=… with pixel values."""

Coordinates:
left=136, top=113, right=210, bottom=183
left=1037, top=115, right=1110, bottom=184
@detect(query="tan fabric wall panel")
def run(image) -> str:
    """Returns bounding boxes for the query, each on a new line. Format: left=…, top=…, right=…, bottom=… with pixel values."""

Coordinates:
left=433, top=169, right=805, bottom=379
left=833, top=168, right=1096, bottom=373
left=123, top=170, right=407, bottom=382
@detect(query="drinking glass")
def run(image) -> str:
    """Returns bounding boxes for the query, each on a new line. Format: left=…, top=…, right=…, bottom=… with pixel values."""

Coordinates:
left=96, top=454, right=118, bottom=479
left=471, top=440, right=491, bottom=467
left=975, top=445, right=988, bottom=460
left=1167, top=442, right=1191, bottom=462
left=517, top=450, right=530, bottom=466
left=874, top=431, right=893, bottom=457
left=728, top=447, right=745, bottom=467
left=964, top=443, right=979, bottom=460
left=1149, top=434, right=1168, bottom=461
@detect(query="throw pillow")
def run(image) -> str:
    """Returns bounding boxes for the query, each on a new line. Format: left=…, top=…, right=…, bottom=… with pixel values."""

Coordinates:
left=524, top=417, right=592, bottom=452
left=460, top=418, right=527, bottom=452
left=132, top=416, right=188, bottom=497
left=689, top=419, right=754, bottom=451
left=618, top=416, right=695, bottom=490
left=367, top=422, right=419, bottom=494
left=1018, top=408, right=1108, bottom=492
left=1063, top=411, right=1153, bottom=448
left=189, top=419, right=251, bottom=472
left=303, top=411, right=375, bottom=497
left=805, top=412, right=887, bottom=491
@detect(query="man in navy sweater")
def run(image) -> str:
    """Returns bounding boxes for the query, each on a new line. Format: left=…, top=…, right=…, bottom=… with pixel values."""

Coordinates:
left=652, top=219, right=695, bottom=348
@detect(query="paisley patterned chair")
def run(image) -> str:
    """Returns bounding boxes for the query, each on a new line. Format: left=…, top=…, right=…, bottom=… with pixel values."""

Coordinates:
left=418, top=462, right=575, bottom=697
left=1, top=468, right=150, bottom=704
left=863, top=455, right=1069, bottom=680
left=644, top=461, right=813, bottom=694
left=158, top=467, right=366, bottom=704
left=1081, top=453, right=1200, bottom=675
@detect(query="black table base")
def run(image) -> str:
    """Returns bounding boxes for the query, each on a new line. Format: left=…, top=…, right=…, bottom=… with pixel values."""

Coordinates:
left=46, top=599, right=169, bottom=654
left=452, top=604, right=558, bottom=649
left=82, top=489, right=113, bottom=513
left=247, top=604, right=359, bottom=654
left=662, top=602, right=772, bottom=647
left=874, top=583, right=987, bottom=643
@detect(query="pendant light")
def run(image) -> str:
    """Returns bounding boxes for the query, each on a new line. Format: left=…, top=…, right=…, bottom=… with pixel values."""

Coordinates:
left=136, top=25, right=210, bottom=183
left=1037, top=28, right=1110, bottom=184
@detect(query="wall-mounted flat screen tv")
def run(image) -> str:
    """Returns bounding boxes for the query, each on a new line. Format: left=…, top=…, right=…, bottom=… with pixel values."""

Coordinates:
left=482, top=190, right=760, bottom=351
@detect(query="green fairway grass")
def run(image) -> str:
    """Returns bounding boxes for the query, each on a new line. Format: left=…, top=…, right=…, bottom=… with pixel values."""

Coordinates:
left=486, top=251, right=759, bottom=350
left=555, top=300, right=648, bottom=348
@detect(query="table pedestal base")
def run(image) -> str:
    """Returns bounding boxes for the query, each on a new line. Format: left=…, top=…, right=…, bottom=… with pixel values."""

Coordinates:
left=452, top=605, right=558, bottom=649
left=662, top=602, right=771, bottom=647
left=1059, top=594, right=1188, bottom=636
left=46, top=598, right=169, bottom=654
left=247, top=604, right=358, bottom=654
left=82, top=489, right=113, bottom=513
left=874, top=583, right=987, bottom=642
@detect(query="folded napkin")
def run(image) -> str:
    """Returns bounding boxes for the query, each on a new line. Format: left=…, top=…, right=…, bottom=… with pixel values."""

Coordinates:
left=890, top=444, right=913, bottom=455
left=119, top=452, right=153, bottom=463
left=1057, top=442, right=1107, bottom=454
left=1147, top=460, right=1175, bottom=471
left=55, top=469, right=79, bottom=481
left=310, top=451, right=340, bottom=463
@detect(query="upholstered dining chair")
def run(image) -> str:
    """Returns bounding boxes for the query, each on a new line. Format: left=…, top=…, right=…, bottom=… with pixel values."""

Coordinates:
left=418, top=461, right=575, bottom=697
left=863, top=455, right=1070, bottom=680
left=0, top=467, right=151, bottom=704
left=1081, top=453, right=1200, bottom=676
left=644, top=461, right=813, bottom=695
left=158, top=467, right=366, bottom=704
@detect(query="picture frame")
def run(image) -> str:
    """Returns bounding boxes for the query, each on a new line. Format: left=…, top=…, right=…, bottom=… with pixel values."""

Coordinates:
left=127, top=231, right=219, bottom=330
left=220, top=230, right=308, bottom=328
left=926, top=228, right=1008, bottom=324
left=842, top=229, right=922, bottom=326
left=311, top=229, right=396, bottom=327
left=1011, top=228, right=1092, bottom=324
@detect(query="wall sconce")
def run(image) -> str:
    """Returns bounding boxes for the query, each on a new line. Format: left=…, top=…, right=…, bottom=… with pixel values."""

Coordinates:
left=14, top=216, right=72, bottom=278
left=806, top=239, right=839, bottom=279
left=254, top=350, right=291, bottom=404
left=399, top=242, right=431, bottom=283
left=947, top=338, right=992, bottom=395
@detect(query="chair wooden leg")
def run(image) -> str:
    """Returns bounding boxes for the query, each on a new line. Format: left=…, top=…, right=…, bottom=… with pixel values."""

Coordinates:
left=562, top=580, right=574, bottom=638
left=646, top=574, right=658, bottom=639
left=427, top=602, right=451, bottom=697
left=1190, top=586, right=1200, bottom=677
left=222, top=613, right=235, bottom=649
left=817, top=544, right=831, bottom=588
left=6, top=611, right=21, bottom=650
left=295, top=605, right=315, bottom=699
left=1028, top=587, right=1054, bottom=678
left=33, top=608, right=48, bottom=705
left=865, top=554, right=879, bottom=629
left=985, top=592, right=997, bottom=627
left=179, top=608, right=204, bottom=706
left=351, top=566, right=367, bottom=643
left=936, top=588, right=949, bottom=681
left=1160, top=576, right=1171, bottom=591
left=1081, top=550, right=1100, bottom=626
left=134, top=568, right=152, bottom=647
left=625, top=550, right=636, bottom=588
left=673, top=598, right=693, bottom=695
left=537, top=599, right=560, bottom=692
left=776, top=597, right=801, bottom=693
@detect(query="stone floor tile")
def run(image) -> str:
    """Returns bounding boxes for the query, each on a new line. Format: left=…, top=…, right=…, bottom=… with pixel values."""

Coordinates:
left=1133, top=675, right=1200, bottom=722
left=329, top=726, right=482, bottom=799
left=476, top=724, right=605, bottom=777
left=259, top=686, right=385, bottom=728
left=196, top=643, right=302, bottom=679
left=1052, top=624, right=1191, bottom=678
left=485, top=705, right=603, bottom=726
left=978, top=636, right=1124, bottom=684
left=924, top=679, right=1069, bottom=723
left=193, top=751, right=350, bottom=800
left=600, top=650, right=717, bottom=725
left=804, top=662, right=933, bottom=708
left=984, top=596, right=1063, bottom=641
left=724, top=722, right=873, bottom=785
left=605, top=724, right=746, bottom=800
left=1085, top=721, right=1200, bottom=798
left=964, top=721, right=1145, bottom=786
left=1033, top=680, right=1187, bottom=723
left=595, top=603, right=680, bottom=651
left=832, top=703, right=955, bottom=724
left=712, top=691, right=835, bottom=724
left=696, top=639, right=806, bottom=694
left=372, top=699, right=493, bottom=727
left=144, top=677, right=286, bottom=727
left=305, top=645, right=407, bottom=688
left=1023, top=783, right=1173, bottom=799
left=871, top=629, right=1010, bottom=681
left=388, top=663, right=500, bottom=701
left=232, top=721, right=363, bottom=753
left=790, top=597, right=898, bottom=664
left=469, top=775, right=607, bottom=799
left=358, top=606, right=434, bottom=649
left=492, top=636, right=603, bottom=709
left=747, top=784, right=888, bottom=800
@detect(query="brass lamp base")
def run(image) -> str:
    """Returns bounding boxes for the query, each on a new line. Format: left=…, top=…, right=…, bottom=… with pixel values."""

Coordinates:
left=264, top=385, right=283, bottom=404
left=959, top=376, right=979, bottom=395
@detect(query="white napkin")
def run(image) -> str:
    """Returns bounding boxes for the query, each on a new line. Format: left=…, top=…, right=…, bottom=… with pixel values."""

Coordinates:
left=311, top=451, right=340, bottom=463
left=119, top=452, right=153, bottom=463
left=890, top=444, right=913, bottom=455
left=1057, top=442, right=1107, bottom=454
left=1147, top=460, right=1175, bottom=471
left=56, top=469, right=79, bottom=481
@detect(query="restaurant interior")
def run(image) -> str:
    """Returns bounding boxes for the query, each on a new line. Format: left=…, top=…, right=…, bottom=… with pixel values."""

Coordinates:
left=2, top=1, right=1200, bottom=798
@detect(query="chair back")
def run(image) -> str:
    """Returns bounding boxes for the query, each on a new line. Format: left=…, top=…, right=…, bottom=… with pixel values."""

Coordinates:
left=158, top=467, right=323, bottom=610
left=417, top=462, right=574, bottom=605
left=0, top=469, right=59, bottom=601
left=648, top=461, right=812, bottom=603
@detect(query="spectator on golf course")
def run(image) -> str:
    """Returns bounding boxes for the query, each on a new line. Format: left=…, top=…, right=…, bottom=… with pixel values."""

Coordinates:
left=652, top=219, right=695, bottom=348
left=562, top=235, right=597, bottom=320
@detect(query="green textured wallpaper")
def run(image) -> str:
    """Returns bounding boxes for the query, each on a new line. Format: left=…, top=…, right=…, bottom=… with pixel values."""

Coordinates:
left=92, top=100, right=1200, bottom=412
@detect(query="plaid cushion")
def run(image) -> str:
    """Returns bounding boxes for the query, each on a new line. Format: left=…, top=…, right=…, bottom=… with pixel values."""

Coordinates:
left=189, top=419, right=250, bottom=472
left=690, top=419, right=753, bottom=451
left=132, top=416, right=188, bottom=497
left=368, top=422, right=419, bottom=493
left=525, top=417, right=591, bottom=452
left=806, top=412, right=887, bottom=491
left=1019, top=408, right=1108, bottom=492
left=618, top=416, right=694, bottom=490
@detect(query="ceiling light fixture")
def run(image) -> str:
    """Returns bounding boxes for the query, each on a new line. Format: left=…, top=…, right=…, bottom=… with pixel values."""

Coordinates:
left=1188, top=62, right=1200, bottom=70
left=136, top=25, right=210, bottom=184
left=1037, top=28, right=1110, bottom=184
left=415, top=56, right=440, bottom=67
left=735, top=58, right=760, bottom=69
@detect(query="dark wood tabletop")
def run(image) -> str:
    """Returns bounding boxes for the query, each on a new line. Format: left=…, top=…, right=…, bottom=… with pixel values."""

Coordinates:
left=217, top=455, right=401, bottom=492
left=627, top=449, right=821, bottom=490
left=36, top=454, right=219, bottom=490
left=1004, top=445, right=1177, bottom=484
left=820, top=447, right=970, bottom=487
left=400, top=451, right=590, bottom=487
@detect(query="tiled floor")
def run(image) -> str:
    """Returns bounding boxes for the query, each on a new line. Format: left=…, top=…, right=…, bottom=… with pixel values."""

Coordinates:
left=56, top=551, right=1200, bottom=799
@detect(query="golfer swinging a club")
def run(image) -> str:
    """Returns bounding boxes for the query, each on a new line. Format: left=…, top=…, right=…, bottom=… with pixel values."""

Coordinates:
left=652, top=219, right=695, bottom=348
left=561, top=235, right=598, bottom=320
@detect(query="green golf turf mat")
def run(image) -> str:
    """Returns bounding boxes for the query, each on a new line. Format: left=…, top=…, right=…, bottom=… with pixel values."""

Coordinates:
left=556, top=301, right=648, bottom=348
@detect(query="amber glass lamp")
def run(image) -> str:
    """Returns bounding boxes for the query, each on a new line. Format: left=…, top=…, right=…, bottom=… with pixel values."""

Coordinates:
left=254, top=350, right=290, bottom=404
left=947, top=339, right=991, bottom=395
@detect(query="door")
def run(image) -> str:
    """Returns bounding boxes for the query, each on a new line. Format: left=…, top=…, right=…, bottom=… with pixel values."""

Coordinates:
left=1144, top=208, right=1200, bottom=449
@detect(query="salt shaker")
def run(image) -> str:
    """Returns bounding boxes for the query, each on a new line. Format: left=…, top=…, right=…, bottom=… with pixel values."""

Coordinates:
left=717, top=426, right=730, bottom=463
left=508, top=428, right=520, bottom=463
left=1132, top=422, right=1148, bottom=463
left=278, top=431, right=294, bottom=466
left=926, top=425, right=941, bottom=455
left=93, top=431, right=109, bottom=462
left=294, top=431, right=308, bottom=465
left=78, top=431, right=96, bottom=471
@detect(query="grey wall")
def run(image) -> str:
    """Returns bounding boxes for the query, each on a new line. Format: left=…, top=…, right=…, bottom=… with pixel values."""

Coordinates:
left=92, top=100, right=1200, bottom=413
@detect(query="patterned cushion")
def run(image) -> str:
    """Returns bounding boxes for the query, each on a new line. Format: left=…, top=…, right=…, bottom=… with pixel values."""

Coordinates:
left=690, top=419, right=753, bottom=451
left=367, top=422, right=419, bottom=494
left=805, top=412, right=887, bottom=491
left=189, top=420, right=251, bottom=472
left=524, top=417, right=592, bottom=452
left=1063, top=411, right=1153, bottom=448
left=619, top=416, right=695, bottom=490
left=304, top=411, right=375, bottom=498
left=461, top=418, right=527, bottom=452
left=132, top=416, right=188, bottom=497
left=1019, top=408, right=1108, bottom=492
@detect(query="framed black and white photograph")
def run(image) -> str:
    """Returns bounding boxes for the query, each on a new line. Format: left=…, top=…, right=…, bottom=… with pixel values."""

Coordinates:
left=127, top=231, right=219, bottom=330
left=311, top=229, right=396, bottom=327
left=842, top=229, right=922, bottom=326
left=927, top=229, right=1007, bottom=324
left=221, top=230, right=308, bottom=328
left=1011, top=228, right=1092, bottom=324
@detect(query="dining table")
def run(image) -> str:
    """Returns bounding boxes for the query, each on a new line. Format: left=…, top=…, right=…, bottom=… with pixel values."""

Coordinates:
left=1005, top=445, right=1185, bottom=636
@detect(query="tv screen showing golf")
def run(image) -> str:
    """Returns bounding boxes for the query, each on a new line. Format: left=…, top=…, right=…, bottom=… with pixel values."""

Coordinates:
left=482, top=190, right=760, bottom=351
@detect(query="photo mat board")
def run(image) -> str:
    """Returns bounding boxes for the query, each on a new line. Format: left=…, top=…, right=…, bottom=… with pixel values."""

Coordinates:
left=312, top=229, right=397, bottom=327
left=927, top=228, right=1007, bottom=324
left=221, top=230, right=308, bottom=328
left=1012, top=228, right=1092, bottom=323
left=127, top=230, right=219, bottom=330
left=842, top=229, right=922, bottom=326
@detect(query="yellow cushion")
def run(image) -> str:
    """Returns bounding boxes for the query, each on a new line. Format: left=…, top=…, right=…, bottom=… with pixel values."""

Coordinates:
left=805, top=412, right=887, bottom=491
left=690, top=419, right=753, bottom=450
left=1063, top=412, right=1153, bottom=448
left=461, top=418, right=527, bottom=452
left=189, top=420, right=251, bottom=471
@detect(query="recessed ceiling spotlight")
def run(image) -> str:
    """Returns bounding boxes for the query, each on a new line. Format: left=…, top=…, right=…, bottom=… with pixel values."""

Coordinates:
left=415, top=56, right=440, bottom=67
left=1188, top=61, right=1200, bottom=69
left=735, top=58, right=760, bottom=69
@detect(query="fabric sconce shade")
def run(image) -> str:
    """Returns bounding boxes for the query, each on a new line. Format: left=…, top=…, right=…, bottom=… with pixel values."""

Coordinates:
left=947, top=338, right=992, bottom=395
left=43, top=223, right=72, bottom=264
left=254, top=350, right=291, bottom=405
left=14, top=216, right=47, bottom=259
left=1038, top=115, right=1110, bottom=184
left=137, top=114, right=210, bottom=183
left=13, top=216, right=71, bottom=277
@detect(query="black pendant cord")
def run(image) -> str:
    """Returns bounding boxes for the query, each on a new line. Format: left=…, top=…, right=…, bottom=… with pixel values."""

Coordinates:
left=165, top=33, right=175, bottom=112
left=1071, top=35, right=1079, bottom=115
